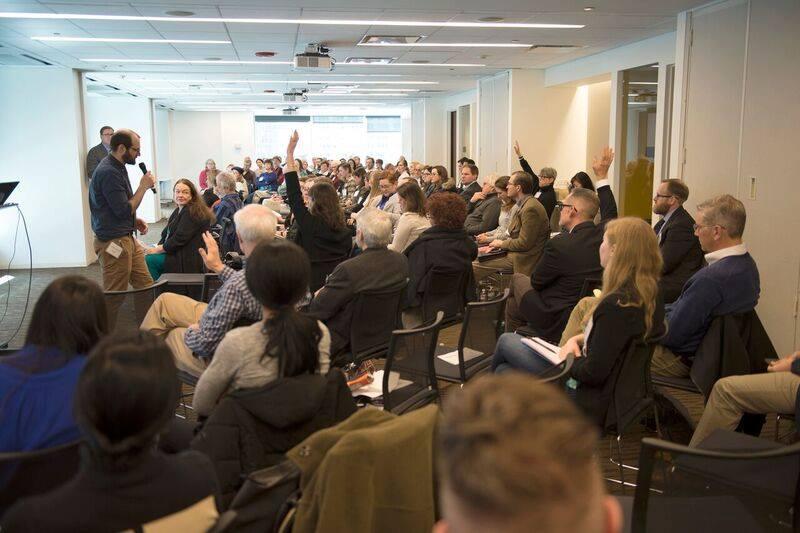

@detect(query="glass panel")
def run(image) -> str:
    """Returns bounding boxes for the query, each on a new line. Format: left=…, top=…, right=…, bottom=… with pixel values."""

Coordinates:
left=619, top=64, right=659, bottom=224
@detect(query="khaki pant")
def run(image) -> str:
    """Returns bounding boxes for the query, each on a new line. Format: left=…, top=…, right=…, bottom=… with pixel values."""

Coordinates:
left=690, top=371, right=800, bottom=446
left=651, top=345, right=691, bottom=378
left=94, top=235, right=153, bottom=291
left=473, top=255, right=513, bottom=282
left=504, top=273, right=532, bottom=333
left=141, top=292, right=209, bottom=376
left=559, top=296, right=599, bottom=345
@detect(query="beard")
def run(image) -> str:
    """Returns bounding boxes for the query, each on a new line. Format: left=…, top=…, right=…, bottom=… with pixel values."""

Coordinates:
left=123, top=152, right=137, bottom=165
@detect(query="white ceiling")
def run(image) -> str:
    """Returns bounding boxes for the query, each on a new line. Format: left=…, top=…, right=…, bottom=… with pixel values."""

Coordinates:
left=0, top=0, right=707, bottom=110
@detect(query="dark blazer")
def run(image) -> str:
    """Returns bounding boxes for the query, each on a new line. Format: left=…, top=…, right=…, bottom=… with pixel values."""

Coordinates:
left=309, top=247, right=409, bottom=356
left=654, top=206, right=704, bottom=303
left=459, top=181, right=482, bottom=208
left=403, top=226, right=478, bottom=308
left=86, top=143, right=108, bottom=181
left=159, top=207, right=211, bottom=275
left=191, top=371, right=356, bottom=509
left=464, top=193, right=501, bottom=235
left=518, top=156, right=556, bottom=219
left=519, top=220, right=604, bottom=342
left=346, top=186, right=371, bottom=214
left=571, top=291, right=665, bottom=429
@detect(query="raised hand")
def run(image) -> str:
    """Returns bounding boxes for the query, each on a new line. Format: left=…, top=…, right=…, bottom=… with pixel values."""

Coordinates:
left=591, top=146, right=615, bottom=179
left=513, top=140, right=522, bottom=158
left=285, top=130, right=299, bottom=171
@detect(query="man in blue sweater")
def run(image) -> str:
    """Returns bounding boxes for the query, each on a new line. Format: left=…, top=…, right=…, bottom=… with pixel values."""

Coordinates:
left=652, top=194, right=760, bottom=377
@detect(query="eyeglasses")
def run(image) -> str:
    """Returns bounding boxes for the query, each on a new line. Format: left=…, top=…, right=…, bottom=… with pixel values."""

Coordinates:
left=693, top=223, right=726, bottom=231
left=557, top=202, right=576, bottom=211
left=653, top=194, right=674, bottom=200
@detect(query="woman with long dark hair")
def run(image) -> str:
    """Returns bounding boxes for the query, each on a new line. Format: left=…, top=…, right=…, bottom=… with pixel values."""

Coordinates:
left=284, top=132, right=353, bottom=291
left=2, top=331, right=220, bottom=531
left=192, top=240, right=330, bottom=417
left=144, top=178, right=216, bottom=280
left=0, top=276, right=108, bottom=452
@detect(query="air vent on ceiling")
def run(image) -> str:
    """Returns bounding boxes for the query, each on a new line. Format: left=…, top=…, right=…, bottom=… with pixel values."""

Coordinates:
left=359, top=35, right=423, bottom=45
left=20, top=54, right=52, bottom=66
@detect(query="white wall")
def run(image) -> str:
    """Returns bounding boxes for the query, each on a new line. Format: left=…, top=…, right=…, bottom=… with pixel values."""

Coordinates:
left=83, top=92, right=159, bottom=222
left=414, top=90, right=478, bottom=171
left=676, top=0, right=800, bottom=354
left=585, top=81, right=612, bottom=173
left=220, top=112, right=256, bottom=168
left=169, top=111, right=223, bottom=190
left=0, top=67, right=92, bottom=268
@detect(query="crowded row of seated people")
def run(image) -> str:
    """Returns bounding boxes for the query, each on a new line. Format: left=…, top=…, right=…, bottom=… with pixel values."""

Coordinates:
left=0, top=130, right=792, bottom=531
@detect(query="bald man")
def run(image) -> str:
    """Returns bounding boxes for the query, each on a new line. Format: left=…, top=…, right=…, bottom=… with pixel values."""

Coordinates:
left=88, top=128, right=156, bottom=292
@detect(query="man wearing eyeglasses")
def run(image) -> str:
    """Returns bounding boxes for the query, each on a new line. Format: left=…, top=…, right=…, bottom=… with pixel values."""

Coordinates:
left=652, top=194, right=760, bottom=378
left=86, top=125, right=114, bottom=181
left=652, top=180, right=704, bottom=303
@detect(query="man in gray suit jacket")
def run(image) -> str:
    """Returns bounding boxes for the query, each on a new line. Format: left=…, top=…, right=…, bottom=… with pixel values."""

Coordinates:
left=309, top=210, right=409, bottom=363
left=86, top=125, right=114, bottom=181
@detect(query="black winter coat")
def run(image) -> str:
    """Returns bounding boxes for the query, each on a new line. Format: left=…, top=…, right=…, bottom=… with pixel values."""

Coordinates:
left=159, top=206, right=211, bottom=275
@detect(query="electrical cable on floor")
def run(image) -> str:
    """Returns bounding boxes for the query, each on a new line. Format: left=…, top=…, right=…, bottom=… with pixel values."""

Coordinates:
left=0, top=205, right=32, bottom=349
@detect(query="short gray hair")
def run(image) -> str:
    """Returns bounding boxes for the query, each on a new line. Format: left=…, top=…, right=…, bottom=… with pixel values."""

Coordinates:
left=356, top=209, right=393, bottom=249
left=697, top=194, right=746, bottom=238
left=539, top=167, right=557, bottom=180
left=216, top=171, right=236, bottom=193
left=233, top=204, right=276, bottom=245
left=568, top=188, right=599, bottom=220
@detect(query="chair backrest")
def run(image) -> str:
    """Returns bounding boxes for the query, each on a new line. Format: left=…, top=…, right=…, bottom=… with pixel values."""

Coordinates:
left=309, top=255, right=349, bottom=293
left=454, top=289, right=509, bottom=381
left=421, top=267, right=469, bottom=324
left=104, top=280, right=167, bottom=334
left=0, top=440, right=82, bottom=513
left=632, top=437, right=800, bottom=533
left=201, top=273, right=223, bottom=303
left=607, top=339, right=657, bottom=435
left=578, top=277, right=603, bottom=299
left=383, top=312, right=444, bottom=413
left=349, top=283, right=407, bottom=360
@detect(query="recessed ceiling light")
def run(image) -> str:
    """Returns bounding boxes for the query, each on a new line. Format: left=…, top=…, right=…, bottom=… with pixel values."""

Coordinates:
left=359, top=41, right=532, bottom=48
left=81, top=59, right=292, bottom=65
left=361, top=35, right=423, bottom=45
left=583, top=7, right=595, bottom=11
left=0, top=12, right=584, bottom=29
left=32, top=36, right=231, bottom=44
left=119, top=78, right=436, bottom=84
left=345, top=57, right=396, bottom=64
left=479, top=17, right=505, bottom=22
left=166, top=10, right=195, bottom=17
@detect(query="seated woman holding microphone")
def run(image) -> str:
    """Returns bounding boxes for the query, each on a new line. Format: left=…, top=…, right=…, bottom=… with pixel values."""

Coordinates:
left=145, top=178, right=216, bottom=280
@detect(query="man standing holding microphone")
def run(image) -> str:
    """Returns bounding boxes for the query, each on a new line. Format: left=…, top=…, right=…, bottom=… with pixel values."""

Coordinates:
left=89, top=129, right=156, bottom=290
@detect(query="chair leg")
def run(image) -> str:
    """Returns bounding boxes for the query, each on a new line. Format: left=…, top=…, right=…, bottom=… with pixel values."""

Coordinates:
left=616, top=436, right=625, bottom=494
left=653, top=404, right=663, bottom=439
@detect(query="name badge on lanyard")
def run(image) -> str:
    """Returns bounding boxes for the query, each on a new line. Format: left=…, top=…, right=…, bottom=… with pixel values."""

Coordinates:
left=534, top=191, right=542, bottom=199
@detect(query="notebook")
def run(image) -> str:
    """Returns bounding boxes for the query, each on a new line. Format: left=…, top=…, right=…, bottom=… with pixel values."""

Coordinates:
left=520, top=336, right=566, bottom=366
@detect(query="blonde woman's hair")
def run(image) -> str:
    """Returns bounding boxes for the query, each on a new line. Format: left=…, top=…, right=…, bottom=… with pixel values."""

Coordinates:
left=601, top=217, right=662, bottom=335
left=367, top=170, right=383, bottom=200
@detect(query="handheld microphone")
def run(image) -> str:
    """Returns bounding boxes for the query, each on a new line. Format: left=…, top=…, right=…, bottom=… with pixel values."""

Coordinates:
left=139, top=162, right=156, bottom=194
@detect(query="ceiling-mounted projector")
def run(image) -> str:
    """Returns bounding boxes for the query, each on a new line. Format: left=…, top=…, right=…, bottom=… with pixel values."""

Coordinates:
left=283, top=88, right=308, bottom=103
left=294, top=43, right=335, bottom=72
left=282, top=107, right=299, bottom=116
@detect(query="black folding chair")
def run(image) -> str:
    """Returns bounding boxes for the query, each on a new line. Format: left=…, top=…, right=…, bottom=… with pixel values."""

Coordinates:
left=201, top=273, right=223, bottom=303
left=339, top=284, right=407, bottom=366
left=420, top=267, right=470, bottom=328
left=382, top=312, right=444, bottom=414
left=434, top=290, right=509, bottom=385
left=0, top=440, right=82, bottom=515
left=537, top=351, right=576, bottom=384
left=103, top=280, right=168, bottom=334
left=622, top=431, right=800, bottom=532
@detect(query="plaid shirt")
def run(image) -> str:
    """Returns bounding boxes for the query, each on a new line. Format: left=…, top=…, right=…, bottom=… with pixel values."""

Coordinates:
left=184, top=265, right=262, bottom=357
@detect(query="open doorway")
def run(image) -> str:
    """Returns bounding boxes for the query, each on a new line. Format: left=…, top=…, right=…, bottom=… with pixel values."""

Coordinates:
left=449, top=110, right=457, bottom=177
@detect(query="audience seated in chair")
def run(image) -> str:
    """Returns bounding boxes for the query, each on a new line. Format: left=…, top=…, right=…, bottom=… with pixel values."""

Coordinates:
left=652, top=179, right=705, bottom=303
left=434, top=374, right=622, bottom=533
left=458, top=163, right=482, bottom=206
left=477, top=170, right=550, bottom=278
left=2, top=332, right=219, bottom=532
left=689, top=350, right=800, bottom=447
left=140, top=205, right=276, bottom=377
left=652, top=194, right=760, bottom=378
left=513, top=140, right=557, bottom=220
left=504, top=188, right=604, bottom=340
left=191, top=239, right=331, bottom=418
left=309, top=210, right=409, bottom=362
left=213, top=171, right=244, bottom=255
left=403, top=192, right=478, bottom=328
left=492, top=218, right=665, bottom=428
left=463, top=174, right=501, bottom=236
left=144, top=178, right=216, bottom=281
left=388, top=181, right=431, bottom=252
left=284, top=135, right=353, bottom=291
left=0, top=276, right=108, bottom=453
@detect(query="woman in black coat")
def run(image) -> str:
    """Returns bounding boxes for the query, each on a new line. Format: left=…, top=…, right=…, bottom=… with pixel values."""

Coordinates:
left=403, top=192, right=478, bottom=327
left=284, top=132, right=353, bottom=292
left=145, top=179, right=216, bottom=279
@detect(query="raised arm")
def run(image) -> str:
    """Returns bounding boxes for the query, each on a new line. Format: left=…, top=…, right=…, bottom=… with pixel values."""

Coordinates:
left=592, top=147, right=618, bottom=222
left=513, top=140, right=539, bottom=181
